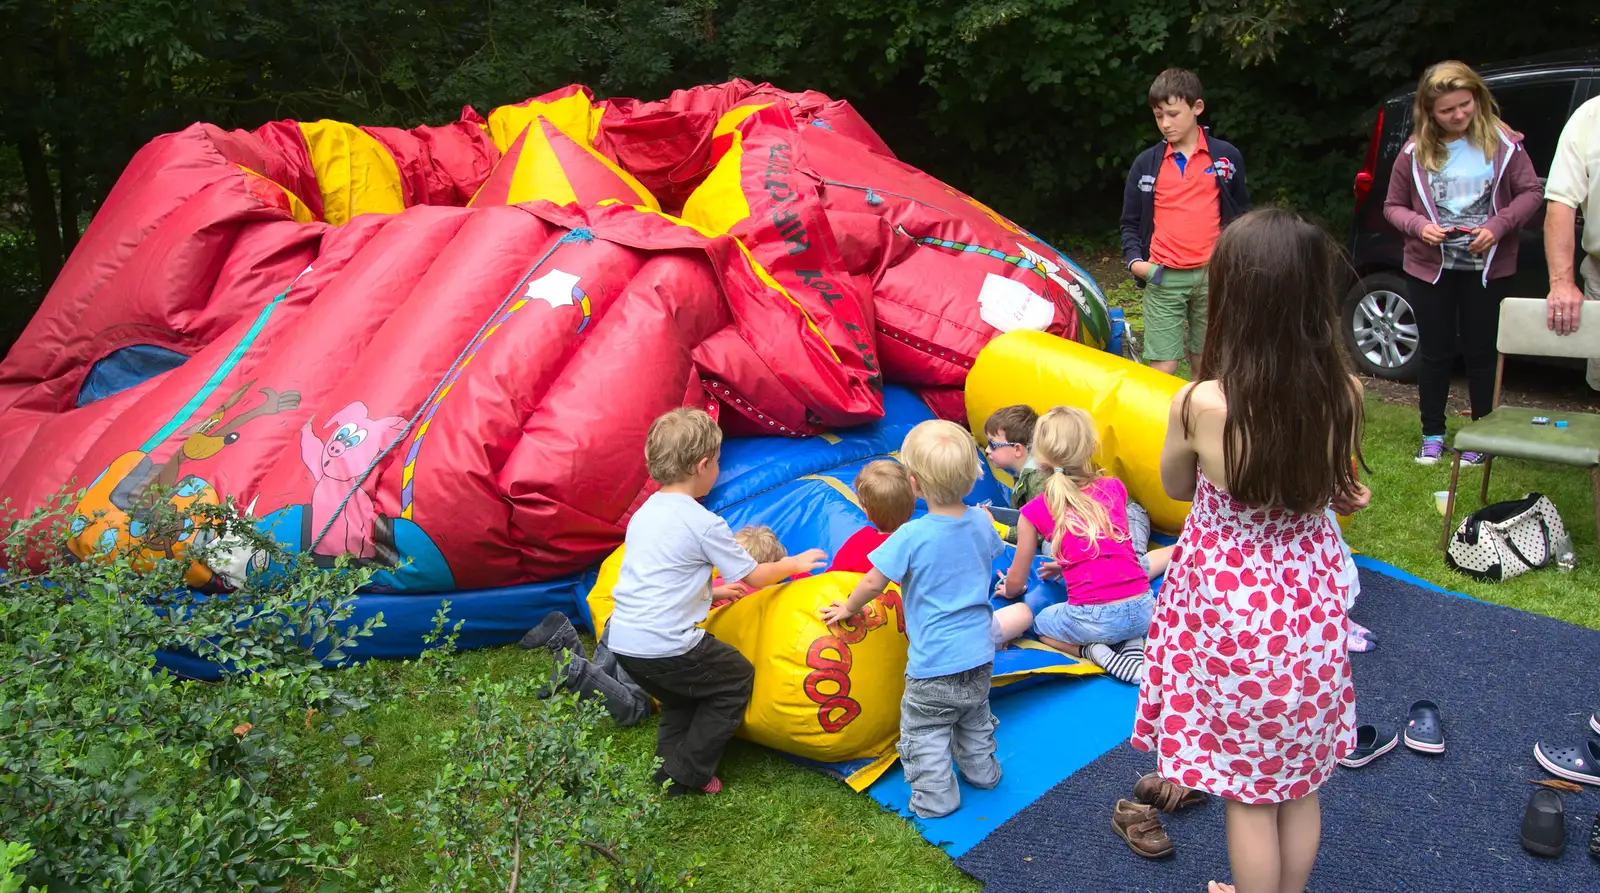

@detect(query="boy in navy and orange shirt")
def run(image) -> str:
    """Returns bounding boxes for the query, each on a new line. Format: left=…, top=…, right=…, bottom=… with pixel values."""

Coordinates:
left=1120, top=68, right=1250, bottom=376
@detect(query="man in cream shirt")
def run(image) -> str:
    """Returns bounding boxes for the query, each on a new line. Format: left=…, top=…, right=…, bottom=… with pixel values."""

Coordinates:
left=1545, top=94, right=1600, bottom=389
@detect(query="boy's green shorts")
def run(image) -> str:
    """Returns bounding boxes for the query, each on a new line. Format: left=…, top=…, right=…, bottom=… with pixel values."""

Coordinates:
left=1142, top=265, right=1209, bottom=362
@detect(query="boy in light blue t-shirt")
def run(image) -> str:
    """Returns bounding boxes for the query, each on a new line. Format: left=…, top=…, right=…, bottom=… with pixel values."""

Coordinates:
left=822, top=419, right=1013, bottom=818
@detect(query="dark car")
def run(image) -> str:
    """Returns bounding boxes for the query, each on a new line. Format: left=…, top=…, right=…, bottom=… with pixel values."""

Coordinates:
left=1345, top=48, right=1600, bottom=380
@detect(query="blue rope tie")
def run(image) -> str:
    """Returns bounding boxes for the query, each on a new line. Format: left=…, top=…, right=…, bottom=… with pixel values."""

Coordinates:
left=819, top=179, right=956, bottom=216
left=307, top=228, right=594, bottom=554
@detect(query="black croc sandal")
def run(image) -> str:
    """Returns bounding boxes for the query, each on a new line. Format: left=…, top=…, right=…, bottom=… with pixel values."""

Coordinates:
left=1520, top=788, right=1565, bottom=857
left=1591, top=812, right=1600, bottom=861
left=1534, top=740, right=1600, bottom=786
left=1338, top=724, right=1399, bottom=769
left=1590, top=708, right=1599, bottom=737
left=1404, top=700, right=1445, bottom=754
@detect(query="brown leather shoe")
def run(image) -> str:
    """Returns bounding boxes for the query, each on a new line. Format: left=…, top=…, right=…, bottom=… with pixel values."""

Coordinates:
left=1112, top=798, right=1174, bottom=859
left=1133, top=771, right=1209, bottom=813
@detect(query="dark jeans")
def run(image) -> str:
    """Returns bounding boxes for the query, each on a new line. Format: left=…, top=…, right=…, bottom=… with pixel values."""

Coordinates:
left=1408, top=270, right=1506, bottom=437
left=615, top=634, right=754, bottom=789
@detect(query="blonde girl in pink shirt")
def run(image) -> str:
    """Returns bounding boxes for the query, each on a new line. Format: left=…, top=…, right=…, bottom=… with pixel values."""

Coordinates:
left=995, top=407, right=1153, bottom=663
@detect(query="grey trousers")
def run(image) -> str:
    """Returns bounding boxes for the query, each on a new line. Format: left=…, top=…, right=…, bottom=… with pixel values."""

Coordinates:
left=898, top=662, right=1000, bottom=818
left=591, top=628, right=651, bottom=727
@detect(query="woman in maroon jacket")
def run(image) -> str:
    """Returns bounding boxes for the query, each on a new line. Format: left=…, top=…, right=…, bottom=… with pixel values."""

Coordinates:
left=1384, top=60, right=1543, bottom=466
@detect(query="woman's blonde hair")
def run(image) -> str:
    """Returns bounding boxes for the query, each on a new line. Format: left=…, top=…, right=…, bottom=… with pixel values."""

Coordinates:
left=1032, top=407, right=1123, bottom=548
left=1412, top=60, right=1507, bottom=172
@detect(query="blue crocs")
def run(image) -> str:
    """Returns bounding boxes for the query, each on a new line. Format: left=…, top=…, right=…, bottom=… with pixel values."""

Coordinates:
left=1404, top=699, right=1445, bottom=754
left=1534, top=740, right=1600, bottom=787
left=1338, top=724, right=1399, bottom=769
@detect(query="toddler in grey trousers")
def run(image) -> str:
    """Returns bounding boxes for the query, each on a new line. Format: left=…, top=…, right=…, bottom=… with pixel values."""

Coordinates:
left=819, top=419, right=1009, bottom=818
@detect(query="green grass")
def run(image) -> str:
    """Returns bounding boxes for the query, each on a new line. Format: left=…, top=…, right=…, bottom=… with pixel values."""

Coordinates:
left=1349, top=396, right=1599, bottom=629
left=301, top=646, right=979, bottom=892
left=1102, top=274, right=1143, bottom=351
left=294, top=388, right=1595, bottom=891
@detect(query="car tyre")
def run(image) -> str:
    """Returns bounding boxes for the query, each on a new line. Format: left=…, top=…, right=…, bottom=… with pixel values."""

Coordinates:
left=1343, top=272, right=1420, bottom=382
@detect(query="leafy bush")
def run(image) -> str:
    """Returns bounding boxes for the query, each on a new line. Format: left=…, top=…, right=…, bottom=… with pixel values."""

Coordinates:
left=0, top=841, right=41, bottom=893
left=0, top=488, right=687, bottom=891
left=391, top=669, right=689, bottom=891
left=0, top=489, right=380, bottom=891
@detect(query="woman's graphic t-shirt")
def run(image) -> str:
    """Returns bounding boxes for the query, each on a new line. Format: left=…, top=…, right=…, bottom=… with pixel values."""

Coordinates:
left=1431, top=138, right=1495, bottom=271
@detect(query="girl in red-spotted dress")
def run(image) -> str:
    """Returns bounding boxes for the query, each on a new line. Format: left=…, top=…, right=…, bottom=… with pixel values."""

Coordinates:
left=1132, top=208, right=1370, bottom=893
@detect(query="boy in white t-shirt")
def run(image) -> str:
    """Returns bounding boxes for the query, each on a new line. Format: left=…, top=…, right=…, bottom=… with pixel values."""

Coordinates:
left=609, top=408, right=825, bottom=797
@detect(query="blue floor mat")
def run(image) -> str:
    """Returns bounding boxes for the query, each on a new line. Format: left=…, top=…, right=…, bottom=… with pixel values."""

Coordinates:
left=867, top=675, right=1138, bottom=857
left=954, top=567, right=1600, bottom=892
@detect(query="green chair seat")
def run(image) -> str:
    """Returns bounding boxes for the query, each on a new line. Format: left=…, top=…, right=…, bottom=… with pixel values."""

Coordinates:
left=1452, top=406, right=1600, bottom=467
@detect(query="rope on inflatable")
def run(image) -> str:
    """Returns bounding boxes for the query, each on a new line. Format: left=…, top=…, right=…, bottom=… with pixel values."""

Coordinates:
left=306, top=228, right=596, bottom=553
left=817, top=179, right=960, bottom=218
left=819, top=180, right=1110, bottom=345
left=139, top=265, right=315, bottom=452
left=397, top=278, right=591, bottom=519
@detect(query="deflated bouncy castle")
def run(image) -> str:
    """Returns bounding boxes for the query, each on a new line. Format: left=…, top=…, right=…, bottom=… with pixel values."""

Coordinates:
left=0, top=80, right=1185, bottom=783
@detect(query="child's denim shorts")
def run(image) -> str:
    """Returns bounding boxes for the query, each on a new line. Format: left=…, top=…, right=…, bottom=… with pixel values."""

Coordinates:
left=1033, top=593, right=1155, bottom=646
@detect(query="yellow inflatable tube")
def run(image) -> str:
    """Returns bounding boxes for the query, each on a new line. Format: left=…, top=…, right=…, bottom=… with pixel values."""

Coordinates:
left=587, top=547, right=907, bottom=766
left=966, top=329, right=1191, bottom=533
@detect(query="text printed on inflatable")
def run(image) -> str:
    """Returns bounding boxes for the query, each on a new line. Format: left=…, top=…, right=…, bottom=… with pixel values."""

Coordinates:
left=804, top=589, right=906, bottom=733
left=764, top=144, right=810, bottom=256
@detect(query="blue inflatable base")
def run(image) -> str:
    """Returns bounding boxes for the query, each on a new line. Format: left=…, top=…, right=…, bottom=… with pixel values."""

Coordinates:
left=156, top=570, right=597, bottom=679
left=156, top=384, right=980, bottom=677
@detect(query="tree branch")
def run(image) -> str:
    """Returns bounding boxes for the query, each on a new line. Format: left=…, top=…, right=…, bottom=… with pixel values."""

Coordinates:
left=506, top=802, right=524, bottom=892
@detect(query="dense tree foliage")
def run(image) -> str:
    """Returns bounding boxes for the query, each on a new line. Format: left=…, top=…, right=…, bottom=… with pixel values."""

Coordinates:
left=2, top=0, right=1597, bottom=348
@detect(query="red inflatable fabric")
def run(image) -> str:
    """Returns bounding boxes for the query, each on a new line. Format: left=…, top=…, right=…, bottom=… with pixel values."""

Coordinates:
left=0, top=81, right=1109, bottom=591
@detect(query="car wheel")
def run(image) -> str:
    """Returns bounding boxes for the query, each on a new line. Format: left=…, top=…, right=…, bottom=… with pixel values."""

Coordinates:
left=1343, top=272, right=1420, bottom=381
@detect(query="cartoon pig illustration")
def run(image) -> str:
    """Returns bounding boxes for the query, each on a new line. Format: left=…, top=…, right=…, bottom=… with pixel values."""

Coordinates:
left=301, top=401, right=406, bottom=559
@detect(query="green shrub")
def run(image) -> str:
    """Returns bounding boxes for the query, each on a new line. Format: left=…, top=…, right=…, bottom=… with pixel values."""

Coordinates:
left=0, top=488, right=688, bottom=891
left=364, top=609, right=691, bottom=892
left=0, top=489, right=381, bottom=891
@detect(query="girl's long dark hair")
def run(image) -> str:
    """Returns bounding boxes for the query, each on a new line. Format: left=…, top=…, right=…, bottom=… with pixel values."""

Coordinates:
left=1183, top=208, right=1365, bottom=513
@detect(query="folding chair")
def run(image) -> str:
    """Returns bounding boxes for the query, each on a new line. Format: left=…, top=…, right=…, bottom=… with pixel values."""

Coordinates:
left=1438, top=297, right=1600, bottom=553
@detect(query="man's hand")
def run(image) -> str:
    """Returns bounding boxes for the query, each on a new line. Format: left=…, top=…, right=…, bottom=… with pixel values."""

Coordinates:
left=1130, top=260, right=1156, bottom=281
left=1330, top=482, right=1371, bottom=517
left=1548, top=280, right=1584, bottom=335
left=1467, top=228, right=1497, bottom=255
left=819, top=600, right=857, bottom=625
left=1419, top=223, right=1448, bottom=245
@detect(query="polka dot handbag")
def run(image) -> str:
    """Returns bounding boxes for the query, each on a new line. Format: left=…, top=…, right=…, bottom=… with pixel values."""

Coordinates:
left=1445, top=492, right=1568, bottom=582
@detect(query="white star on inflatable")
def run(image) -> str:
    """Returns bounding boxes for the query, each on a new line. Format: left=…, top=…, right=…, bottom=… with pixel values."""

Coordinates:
left=525, top=269, right=581, bottom=308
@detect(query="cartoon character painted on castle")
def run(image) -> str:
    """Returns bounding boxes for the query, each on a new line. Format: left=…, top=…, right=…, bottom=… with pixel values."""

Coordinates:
left=223, top=396, right=455, bottom=593
left=66, top=380, right=301, bottom=586
left=301, top=401, right=406, bottom=559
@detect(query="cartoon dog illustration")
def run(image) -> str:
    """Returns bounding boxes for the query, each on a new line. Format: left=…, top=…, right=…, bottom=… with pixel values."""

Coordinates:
left=67, top=380, right=300, bottom=585
left=301, top=402, right=406, bottom=559
left=117, top=382, right=300, bottom=513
